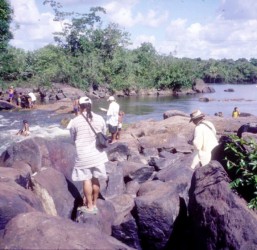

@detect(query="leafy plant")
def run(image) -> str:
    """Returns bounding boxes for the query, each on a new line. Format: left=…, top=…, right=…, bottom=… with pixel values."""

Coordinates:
left=224, top=135, right=257, bottom=209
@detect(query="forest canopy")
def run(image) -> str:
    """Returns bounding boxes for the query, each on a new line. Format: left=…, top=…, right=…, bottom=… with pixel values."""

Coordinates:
left=0, top=0, right=257, bottom=92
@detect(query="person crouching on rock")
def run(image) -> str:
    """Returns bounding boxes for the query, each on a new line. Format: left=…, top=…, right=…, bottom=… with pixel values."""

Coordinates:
left=189, top=110, right=218, bottom=169
left=16, top=120, right=30, bottom=136
left=69, top=96, right=108, bottom=214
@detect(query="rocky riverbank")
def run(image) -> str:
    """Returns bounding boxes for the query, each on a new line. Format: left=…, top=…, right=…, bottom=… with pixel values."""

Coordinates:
left=0, top=79, right=215, bottom=111
left=0, top=112, right=257, bottom=249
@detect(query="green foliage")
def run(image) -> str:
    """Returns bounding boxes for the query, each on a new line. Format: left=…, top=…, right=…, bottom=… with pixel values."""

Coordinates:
left=2, top=1, right=257, bottom=91
left=224, top=135, right=257, bottom=209
left=0, top=0, right=13, bottom=51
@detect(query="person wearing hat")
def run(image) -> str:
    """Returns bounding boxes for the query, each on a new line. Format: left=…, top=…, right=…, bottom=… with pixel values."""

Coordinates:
left=69, top=96, right=108, bottom=214
left=105, top=96, right=120, bottom=144
left=189, top=110, right=218, bottom=169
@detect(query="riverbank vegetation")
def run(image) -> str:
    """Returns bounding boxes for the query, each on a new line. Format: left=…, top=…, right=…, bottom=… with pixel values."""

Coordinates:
left=224, top=135, right=257, bottom=210
left=1, top=0, right=257, bottom=93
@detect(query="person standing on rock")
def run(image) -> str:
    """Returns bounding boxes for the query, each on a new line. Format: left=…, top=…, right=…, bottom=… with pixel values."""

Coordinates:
left=8, top=86, right=14, bottom=103
left=232, top=107, right=240, bottom=118
left=105, top=96, right=120, bottom=144
left=99, top=96, right=120, bottom=143
left=69, top=96, right=108, bottom=214
left=189, top=110, right=218, bottom=169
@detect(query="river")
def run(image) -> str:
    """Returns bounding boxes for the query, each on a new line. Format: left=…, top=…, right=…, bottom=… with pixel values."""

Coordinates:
left=0, top=84, right=256, bottom=155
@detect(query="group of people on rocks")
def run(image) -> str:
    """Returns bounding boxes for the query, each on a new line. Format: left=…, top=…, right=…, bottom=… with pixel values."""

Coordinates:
left=6, top=85, right=37, bottom=109
left=12, top=88, right=242, bottom=215
left=68, top=93, right=220, bottom=215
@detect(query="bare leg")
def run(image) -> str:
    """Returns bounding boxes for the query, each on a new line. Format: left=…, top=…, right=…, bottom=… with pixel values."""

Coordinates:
left=83, top=179, right=94, bottom=210
left=92, top=177, right=100, bottom=207
left=111, top=132, right=117, bottom=143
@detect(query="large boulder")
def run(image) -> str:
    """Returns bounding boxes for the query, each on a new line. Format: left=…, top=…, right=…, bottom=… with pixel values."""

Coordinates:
left=0, top=179, right=44, bottom=230
left=0, top=137, right=76, bottom=182
left=135, top=182, right=180, bottom=249
left=192, top=79, right=215, bottom=93
left=31, top=167, right=75, bottom=219
left=188, top=161, right=257, bottom=250
left=0, top=212, right=134, bottom=250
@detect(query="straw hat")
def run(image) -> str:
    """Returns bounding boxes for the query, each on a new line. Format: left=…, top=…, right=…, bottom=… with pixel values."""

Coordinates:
left=189, top=110, right=205, bottom=122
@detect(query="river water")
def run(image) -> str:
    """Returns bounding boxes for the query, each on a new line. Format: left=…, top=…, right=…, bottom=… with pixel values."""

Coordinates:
left=0, top=84, right=256, bottom=155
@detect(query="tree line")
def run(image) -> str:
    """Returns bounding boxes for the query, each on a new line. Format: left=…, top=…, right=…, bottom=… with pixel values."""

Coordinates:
left=1, top=0, right=257, bottom=93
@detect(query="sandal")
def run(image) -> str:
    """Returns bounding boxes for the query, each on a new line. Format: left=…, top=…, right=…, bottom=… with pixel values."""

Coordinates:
left=78, top=206, right=95, bottom=214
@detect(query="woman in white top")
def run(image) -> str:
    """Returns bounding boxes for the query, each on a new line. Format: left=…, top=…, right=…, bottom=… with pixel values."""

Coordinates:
left=69, top=96, right=108, bottom=214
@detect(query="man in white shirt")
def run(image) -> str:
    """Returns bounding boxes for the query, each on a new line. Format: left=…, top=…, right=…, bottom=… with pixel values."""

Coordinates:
left=28, top=92, right=37, bottom=108
left=189, top=110, right=218, bottom=169
left=106, top=96, right=120, bottom=144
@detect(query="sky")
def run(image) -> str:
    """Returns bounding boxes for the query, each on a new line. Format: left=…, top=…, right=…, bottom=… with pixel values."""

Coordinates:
left=9, top=0, right=257, bottom=60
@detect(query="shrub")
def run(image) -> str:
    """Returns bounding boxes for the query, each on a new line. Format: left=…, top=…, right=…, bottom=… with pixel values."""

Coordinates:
left=224, top=135, right=257, bottom=210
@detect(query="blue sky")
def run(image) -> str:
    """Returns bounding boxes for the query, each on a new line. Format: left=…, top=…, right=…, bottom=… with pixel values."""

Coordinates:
left=9, top=0, right=257, bottom=60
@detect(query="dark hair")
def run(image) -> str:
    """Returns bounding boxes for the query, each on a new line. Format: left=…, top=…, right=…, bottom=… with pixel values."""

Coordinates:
left=23, top=120, right=28, bottom=124
left=79, top=103, right=93, bottom=121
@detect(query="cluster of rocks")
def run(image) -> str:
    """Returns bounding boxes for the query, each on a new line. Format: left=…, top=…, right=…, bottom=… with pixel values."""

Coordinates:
left=0, top=79, right=214, bottom=111
left=0, top=112, right=257, bottom=249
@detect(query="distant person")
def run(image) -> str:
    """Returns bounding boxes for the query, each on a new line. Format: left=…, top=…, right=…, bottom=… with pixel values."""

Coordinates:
left=106, top=96, right=120, bottom=144
left=16, top=120, right=30, bottom=136
left=232, top=107, right=240, bottom=118
left=189, top=110, right=218, bottom=169
left=116, top=111, right=125, bottom=140
left=8, top=86, right=14, bottom=103
left=73, top=96, right=80, bottom=116
left=17, top=92, right=22, bottom=107
left=28, top=92, right=37, bottom=108
left=69, top=96, right=108, bottom=214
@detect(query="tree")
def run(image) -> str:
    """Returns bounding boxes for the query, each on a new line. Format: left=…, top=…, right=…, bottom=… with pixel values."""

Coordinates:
left=0, top=0, right=13, bottom=51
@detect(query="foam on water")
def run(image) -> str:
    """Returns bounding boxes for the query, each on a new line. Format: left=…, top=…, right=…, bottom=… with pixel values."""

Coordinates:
left=0, top=123, right=71, bottom=156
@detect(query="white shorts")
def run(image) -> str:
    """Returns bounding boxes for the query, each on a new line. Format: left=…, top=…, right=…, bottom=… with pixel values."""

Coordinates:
left=72, top=164, right=107, bottom=181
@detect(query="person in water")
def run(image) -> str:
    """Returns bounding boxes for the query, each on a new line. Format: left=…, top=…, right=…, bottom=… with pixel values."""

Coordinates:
left=16, top=120, right=30, bottom=136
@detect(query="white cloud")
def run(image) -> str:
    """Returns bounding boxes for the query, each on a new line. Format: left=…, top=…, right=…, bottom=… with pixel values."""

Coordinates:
left=10, top=0, right=63, bottom=51
left=129, top=34, right=156, bottom=49
left=103, top=1, right=168, bottom=28
left=7, top=0, right=257, bottom=59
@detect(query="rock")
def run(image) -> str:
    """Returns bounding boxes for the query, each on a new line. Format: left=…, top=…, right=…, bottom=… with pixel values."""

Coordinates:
left=101, top=163, right=125, bottom=199
left=224, top=88, right=234, bottom=92
left=0, top=164, right=31, bottom=189
left=112, top=213, right=141, bottom=250
left=135, top=182, right=180, bottom=249
left=188, top=161, right=257, bottom=250
left=199, top=97, right=210, bottom=102
left=128, top=166, right=155, bottom=184
left=192, top=79, right=215, bottom=93
left=0, top=212, right=134, bottom=250
left=76, top=199, right=116, bottom=235
left=163, top=110, right=189, bottom=119
left=0, top=180, right=44, bottom=230
left=31, top=167, right=75, bottom=219
left=107, top=143, right=130, bottom=162
left=125, top=180, right=141, bottom=197
left=0, top=100, right=18, bottom=110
